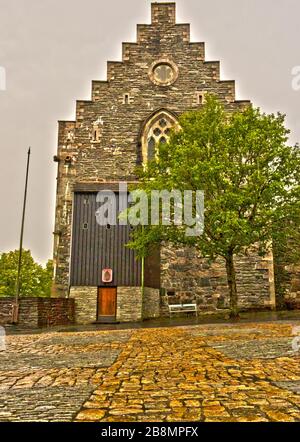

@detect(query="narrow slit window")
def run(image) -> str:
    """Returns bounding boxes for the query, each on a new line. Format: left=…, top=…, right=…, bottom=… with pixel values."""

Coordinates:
left=123, top=93, right=133, bottom=105
left=196, top=92, right=206, bottom=105
left=92, top=123, right=102, bottom=142
left=148, top=137, right=156, bottom=160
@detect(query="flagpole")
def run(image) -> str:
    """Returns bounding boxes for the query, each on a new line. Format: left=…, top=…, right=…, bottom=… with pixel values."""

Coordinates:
left=13, top=147, right=31, bottom=324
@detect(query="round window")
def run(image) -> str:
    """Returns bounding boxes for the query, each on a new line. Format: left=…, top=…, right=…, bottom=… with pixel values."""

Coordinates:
left=149, top=60, right=178, bottom=86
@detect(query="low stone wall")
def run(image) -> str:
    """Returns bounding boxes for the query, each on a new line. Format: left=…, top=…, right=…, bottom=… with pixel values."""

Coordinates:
left=37, top=298, right=75, bottom=327
left=0, top=298, right=75, bottom=327
left=19, top=299, right=39, bottom=327
left=0, top=300, right=14, bottom=325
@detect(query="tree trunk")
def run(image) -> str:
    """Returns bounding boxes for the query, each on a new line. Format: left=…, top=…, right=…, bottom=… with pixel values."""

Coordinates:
left=225, top=251, right=239, bottom=318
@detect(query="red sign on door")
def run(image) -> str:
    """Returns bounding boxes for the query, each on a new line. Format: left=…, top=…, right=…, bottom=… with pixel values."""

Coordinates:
left=102, top=269, right=113, bottom=283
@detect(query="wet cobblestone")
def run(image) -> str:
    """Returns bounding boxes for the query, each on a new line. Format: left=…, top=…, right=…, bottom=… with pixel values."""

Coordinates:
left=275, top=381, right=300, bottom=395
left=0, top=350, right=121, bottom=370
left=0, top=387, right=94, bottom=421
left=210, top=337, right=297, bottom=359
left=0, top=322, right=299, bottom=422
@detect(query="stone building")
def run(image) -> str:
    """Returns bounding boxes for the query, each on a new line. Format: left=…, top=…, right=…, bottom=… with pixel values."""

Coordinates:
left=53, top=2, right=276, bottom=324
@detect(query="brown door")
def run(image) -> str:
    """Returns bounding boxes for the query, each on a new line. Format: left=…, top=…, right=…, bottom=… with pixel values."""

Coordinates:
left=97, top=287, right=117, bottom=322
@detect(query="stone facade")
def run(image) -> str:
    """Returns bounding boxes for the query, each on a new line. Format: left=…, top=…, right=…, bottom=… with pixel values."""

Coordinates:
left=286, top=265, right=300, bottom=305
left=69, top=286, right=160, bottom=324
left=69, top=287, right=98, bottom=325
left=273, top=234, right=300, bottom=309
left=160, top=246, right=276, bottom=315
left=53, top=2, right=278, bottom=323
left=143, top=288, right=161, bottom=320
left=116, top=287, right=143, bottom=323
left=0, top=298, right=75, bottom=327
left=276, top=263, right=300, bottom=308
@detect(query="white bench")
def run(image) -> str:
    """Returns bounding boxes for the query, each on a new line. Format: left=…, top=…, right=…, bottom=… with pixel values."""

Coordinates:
left=168, top=303, right=198, bottom=318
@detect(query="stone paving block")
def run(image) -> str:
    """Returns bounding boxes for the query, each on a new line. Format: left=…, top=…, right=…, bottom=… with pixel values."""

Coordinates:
left=0, top=386, right=94, bottom=422
left=210, top=337, right=299, bottom=359
left=275, top=381, right=300, bottom=395
left=0, top=322, right=300, bottom=422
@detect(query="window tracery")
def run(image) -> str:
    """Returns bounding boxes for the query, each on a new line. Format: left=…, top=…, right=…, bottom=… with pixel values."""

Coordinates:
left=141, top=110, right=178, bottom=163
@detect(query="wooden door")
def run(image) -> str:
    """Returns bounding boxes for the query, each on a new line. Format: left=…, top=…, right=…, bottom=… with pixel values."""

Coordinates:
left=97, top=287, right=117, bottom=322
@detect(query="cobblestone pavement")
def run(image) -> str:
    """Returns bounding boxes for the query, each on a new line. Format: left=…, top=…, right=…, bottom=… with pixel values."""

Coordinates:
left=0, top=322, right=300, bottom=422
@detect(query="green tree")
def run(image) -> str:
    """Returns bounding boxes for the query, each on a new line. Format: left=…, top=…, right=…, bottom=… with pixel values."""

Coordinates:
left=128, top=96, right=300, bottom=317
left=0, top=250, right=53, bottom=298
left=273, top=208, right=300, bottom=308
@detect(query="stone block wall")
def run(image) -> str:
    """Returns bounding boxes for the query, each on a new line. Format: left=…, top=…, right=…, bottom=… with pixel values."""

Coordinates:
left=117, top=287, right=143, bottom=322
left=0, top=299, right=13, bottom=325
left=161, top=245, right=275, bottom=315
left=52, top=2, right=298, bottom=314
left=18, top=299, right=39, bottom=327
left=69, top=286, right=161, bottom=324
left=53, top=2, right=250, bottom=300
left=37, top=298, right=75, bottom=327
left=236, top=252, right=275, bottom=310
left=69, top=287, right=98, bottom=324
left=0, top=298, right=75, bottom=327
left=287, top=265, right=300, bottom=302
left=275, top=263, right=300, bottom=308
left=143, top=288, right=160, bottom=320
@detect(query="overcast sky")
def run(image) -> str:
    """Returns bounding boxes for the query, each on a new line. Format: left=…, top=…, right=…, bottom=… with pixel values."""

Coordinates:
left=0, top=0, right=299, bottom=265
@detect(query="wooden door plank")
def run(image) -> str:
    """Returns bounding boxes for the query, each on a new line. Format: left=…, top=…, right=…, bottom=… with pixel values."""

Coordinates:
left=98, top=287, right=117, bottom=318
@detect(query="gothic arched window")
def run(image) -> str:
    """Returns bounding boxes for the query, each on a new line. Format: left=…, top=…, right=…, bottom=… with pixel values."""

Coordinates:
left=141, top=110, right=178, bottom=163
